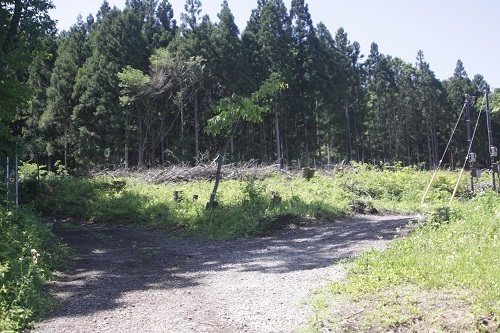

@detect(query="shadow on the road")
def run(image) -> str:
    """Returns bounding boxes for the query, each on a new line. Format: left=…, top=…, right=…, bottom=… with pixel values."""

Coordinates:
left=42, top=215, right=415, bottom=321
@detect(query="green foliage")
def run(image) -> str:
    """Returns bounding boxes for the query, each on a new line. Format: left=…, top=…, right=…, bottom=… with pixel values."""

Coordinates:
left=118, top=65, right=151, bottom=102
left=27, top=164, right=474, bottom=240
left=333, top=163, right=459, bottom=212
left=18, top=161, right=47, bottom=180
left=0, top=0, right=56, bottom=154
left=306, top=189, right=500, bottom=332
left=490, top=88, right=500, bottom=114
left=205, top=79, right=286, bottom=136
left=29, top=171, right=349, bottom=240
left=0, top=209, right=66, bottom=332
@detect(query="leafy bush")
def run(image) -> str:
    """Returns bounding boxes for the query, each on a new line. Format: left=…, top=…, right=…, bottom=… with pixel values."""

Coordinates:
left=0, top=209, right=66, bottom=332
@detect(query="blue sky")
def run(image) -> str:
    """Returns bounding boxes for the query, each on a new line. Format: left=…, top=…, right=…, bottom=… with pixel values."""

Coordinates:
left=49, top=0, right=500, bottom=88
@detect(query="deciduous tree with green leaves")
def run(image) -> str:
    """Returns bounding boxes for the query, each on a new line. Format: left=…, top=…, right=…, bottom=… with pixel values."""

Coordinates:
left=0, top=0, right=55, bottom=154
left=205, top=79, right=286, bottom=208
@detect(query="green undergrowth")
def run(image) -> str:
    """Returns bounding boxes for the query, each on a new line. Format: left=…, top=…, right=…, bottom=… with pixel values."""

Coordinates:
left=304, top=189, right=500, bottom=332
left=26, top=174, right=352, bottom=239
left=335, top=162, right=462, bottom=212
left=23, top=164, right=465, bottom=240
left=0, top=209, right=67, bottom=332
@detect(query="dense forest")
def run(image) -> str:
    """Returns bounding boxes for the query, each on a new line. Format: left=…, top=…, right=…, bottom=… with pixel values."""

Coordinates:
left=2, top=0, right=500, bottom=172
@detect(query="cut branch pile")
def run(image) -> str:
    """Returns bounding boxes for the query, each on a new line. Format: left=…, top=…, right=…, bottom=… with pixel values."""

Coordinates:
left=91, top=160, right=296, bottom=184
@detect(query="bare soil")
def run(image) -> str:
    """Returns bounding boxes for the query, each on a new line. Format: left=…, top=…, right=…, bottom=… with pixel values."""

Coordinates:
left=32, top=215, right=414, bottom=333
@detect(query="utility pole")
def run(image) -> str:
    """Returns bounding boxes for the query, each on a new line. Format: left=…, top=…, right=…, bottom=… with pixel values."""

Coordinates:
left=484, top=85, right=497, bottom=190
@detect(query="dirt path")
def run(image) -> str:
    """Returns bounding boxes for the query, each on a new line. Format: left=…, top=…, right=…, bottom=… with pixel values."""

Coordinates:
left=33, top=215, right=414, bottom=333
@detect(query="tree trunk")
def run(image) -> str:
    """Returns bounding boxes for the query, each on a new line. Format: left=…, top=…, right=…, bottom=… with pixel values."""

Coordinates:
left=261, top=121, right=267, bottom=161
left=345, top=101, right=352, bottom=161
left=274, top=103, right=281, bottom=168
left=64, top=125, right=68, bottom=169
left=426, top=109, right=431, bottom=168
left=124, top=111, right=129, bottom=168
left=138, top=118, right=144, bottom=168
left=194, top=90, right=199, bottom=164
left=208, top=138, right=231, bottom=208
left=378, top=102, right=385, bottom=161
left=304, top=110, right=309, bottom=167
left=150, top=125, right=155, bottom=166
left=248, top=123, right=254, bottom=158
left=180, top=88, right=184, bottom=157
left=161, top=117, right=165, bottom=165
left=230, top=137, right=234, bottom=160
left=284, top=132, right=289, bottom=170
left=0, top=0, right=22, bottom=79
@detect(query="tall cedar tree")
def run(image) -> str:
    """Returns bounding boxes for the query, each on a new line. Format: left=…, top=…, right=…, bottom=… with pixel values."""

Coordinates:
left=41, top=16, right=89, bottom=169
left=72, top=4, right=147, bottom=167
left=290, top=0, right=319, bottom=166
left=257, top=0, right=291, bottom=163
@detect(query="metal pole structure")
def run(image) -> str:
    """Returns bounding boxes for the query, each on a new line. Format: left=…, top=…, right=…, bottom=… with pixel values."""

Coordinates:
left=465, top=94, right=474, bottom=193
left=484, top=85, right=497, bottom=190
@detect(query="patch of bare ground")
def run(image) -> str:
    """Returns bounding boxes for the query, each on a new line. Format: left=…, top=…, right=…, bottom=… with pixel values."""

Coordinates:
left=32, top=215, right=414, bottom=333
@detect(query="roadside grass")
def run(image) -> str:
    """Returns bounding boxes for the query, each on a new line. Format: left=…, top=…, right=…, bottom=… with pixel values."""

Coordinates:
left=303, top=188, right=500, bottom=332
left=0, top=209, right=67, bottom=332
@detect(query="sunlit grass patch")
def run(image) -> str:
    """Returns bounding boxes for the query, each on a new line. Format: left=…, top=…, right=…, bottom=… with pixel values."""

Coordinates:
left=304, top=189, right=500, bottom=332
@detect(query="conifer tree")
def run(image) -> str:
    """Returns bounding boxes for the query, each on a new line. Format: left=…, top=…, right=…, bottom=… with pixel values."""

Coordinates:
left=42, top=16, right=89, bottom=169
left=72, top=6, right=147, bottom=167
left=258, top=0, right=291, bottom=163
left=415, top=50, right=447, bottom=168
left=290, top=0, right=323, bottom=166
left=0, top=0, right=56, bottom=154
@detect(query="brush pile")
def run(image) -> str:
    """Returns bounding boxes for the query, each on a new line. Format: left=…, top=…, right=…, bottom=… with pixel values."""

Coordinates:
left=91, top=160, right=294, bottom=184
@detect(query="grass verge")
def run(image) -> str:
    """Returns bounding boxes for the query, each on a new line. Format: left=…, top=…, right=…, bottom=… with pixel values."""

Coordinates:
left=0, top=208, right=67, bottom=332
left=303, top=189, right=499, bottom=332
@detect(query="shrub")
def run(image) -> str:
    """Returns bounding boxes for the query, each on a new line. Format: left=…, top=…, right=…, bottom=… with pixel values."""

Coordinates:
left=0, top=209, right=66, bottom=331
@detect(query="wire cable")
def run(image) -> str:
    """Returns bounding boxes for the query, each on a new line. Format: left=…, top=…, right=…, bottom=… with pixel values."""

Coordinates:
left=450, top=98, right=486, bottom=203
left=421, top=103, right=467, bottom=204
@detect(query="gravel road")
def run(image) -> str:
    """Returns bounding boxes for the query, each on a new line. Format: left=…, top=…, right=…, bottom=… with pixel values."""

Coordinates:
left=33, top=215, right=414, bottom=333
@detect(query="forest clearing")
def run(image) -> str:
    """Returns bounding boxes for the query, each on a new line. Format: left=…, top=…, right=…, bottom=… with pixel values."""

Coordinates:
left=0, top=164, right=498, bottom=332
left=1, top=0, right=499, bottom=331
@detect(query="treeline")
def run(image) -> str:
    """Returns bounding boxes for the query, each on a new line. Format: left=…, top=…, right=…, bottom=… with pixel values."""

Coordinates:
left=3, top=0, right=500, bottom=172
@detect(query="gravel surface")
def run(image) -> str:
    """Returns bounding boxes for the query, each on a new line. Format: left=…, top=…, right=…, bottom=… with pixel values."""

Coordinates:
left=33, top=215, right=414, bottom=333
